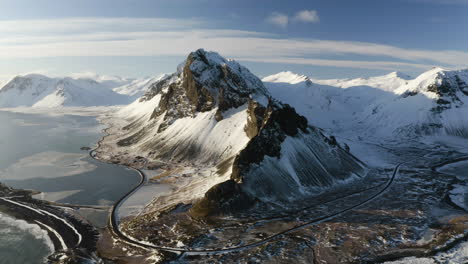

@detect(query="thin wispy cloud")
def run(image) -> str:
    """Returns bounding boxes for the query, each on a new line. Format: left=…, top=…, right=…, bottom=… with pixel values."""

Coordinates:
left=239, top=57, right=430, bottom=71
left=0, top=17, right=203, bottom=35
left=0, top=17, right=466, bottom=71
left=266, top=12, right=289, bottom=28
left=293, top=10, right=320, bottom=23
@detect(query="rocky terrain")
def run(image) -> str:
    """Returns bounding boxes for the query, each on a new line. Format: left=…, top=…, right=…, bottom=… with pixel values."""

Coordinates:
left=93, top=50, right=467, bottom=263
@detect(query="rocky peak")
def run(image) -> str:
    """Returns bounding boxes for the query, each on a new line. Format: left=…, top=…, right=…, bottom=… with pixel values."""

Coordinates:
left=424, top=70, right=468, bottom=112
left=145, top=49, right=269, bottom=131
left=398, top=68, right=468, bottom=113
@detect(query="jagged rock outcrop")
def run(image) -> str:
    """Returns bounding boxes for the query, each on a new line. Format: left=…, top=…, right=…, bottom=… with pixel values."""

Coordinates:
left=395, top=68, right=468, bottom=113
left=141, top=49, right=267, bottom=132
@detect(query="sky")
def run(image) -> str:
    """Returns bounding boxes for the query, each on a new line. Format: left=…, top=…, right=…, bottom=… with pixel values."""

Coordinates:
left=0, top=0, right=467, bottom=83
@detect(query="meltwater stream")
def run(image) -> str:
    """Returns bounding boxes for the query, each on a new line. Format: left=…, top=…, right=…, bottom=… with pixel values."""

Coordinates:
left=0, top=110, right=141, bottom=263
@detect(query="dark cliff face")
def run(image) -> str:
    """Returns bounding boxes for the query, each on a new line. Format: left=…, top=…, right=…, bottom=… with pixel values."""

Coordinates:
left=190, top=179, right=254, bottom=218
left=190, top=99, right=365, bottom=217
left=190, top=100, right=311, bottom=217
left=232, top=100, right=308, bottom=182
left=142, top=49, right=268, bottom=132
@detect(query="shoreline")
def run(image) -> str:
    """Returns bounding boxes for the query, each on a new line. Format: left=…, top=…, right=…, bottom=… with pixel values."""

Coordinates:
left=0, top=183, right=100, bottom=262
left=0, top=108, right=133, bottom=263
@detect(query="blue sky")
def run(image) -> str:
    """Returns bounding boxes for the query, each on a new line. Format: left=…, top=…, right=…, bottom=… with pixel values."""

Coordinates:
left=0, top=0, right=467, bottom=82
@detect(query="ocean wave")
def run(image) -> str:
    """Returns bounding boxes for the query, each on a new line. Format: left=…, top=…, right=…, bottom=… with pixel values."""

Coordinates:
left=0, top=212, right=55, bottom=253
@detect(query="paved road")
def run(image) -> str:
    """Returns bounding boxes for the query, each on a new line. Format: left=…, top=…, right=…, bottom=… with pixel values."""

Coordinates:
left=95, top=146, right=416, bottom=255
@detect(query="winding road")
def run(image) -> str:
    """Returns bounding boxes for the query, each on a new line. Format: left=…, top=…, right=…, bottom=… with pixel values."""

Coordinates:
left=0, top=197, right=83, bottom=250
left=90, top=134, right=419, bottom=255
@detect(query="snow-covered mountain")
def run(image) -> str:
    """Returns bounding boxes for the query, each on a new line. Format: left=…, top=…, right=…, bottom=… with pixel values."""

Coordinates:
left=313, top=71, right=411, bottom=92
left=262, top=68, right=468, bottom=140
left=264, top=71, right=411, bottom=92
left=262, top=71, right=310, bottom=84
left=114, top=49, right=366, bottom=215
left=262, top=71, right=394, bottom=132
left=0, top=73, right=158, bottom=108
left=361, top=67, right=468, bottom=138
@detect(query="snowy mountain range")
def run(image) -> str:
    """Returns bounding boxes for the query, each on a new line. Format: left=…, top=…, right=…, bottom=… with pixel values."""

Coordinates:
left=0, top=73, right=163, bottom=108
left=263, top=67, right=468, bottom=140
left=313, top=71, right=411, bottom=92
left=2, top=63, right=466, bottom=144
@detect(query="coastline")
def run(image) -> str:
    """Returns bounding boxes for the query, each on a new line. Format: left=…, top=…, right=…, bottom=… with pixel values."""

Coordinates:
left=0, top=183, right=100, bottom=263
left=0, top=107, right=142, bottom=263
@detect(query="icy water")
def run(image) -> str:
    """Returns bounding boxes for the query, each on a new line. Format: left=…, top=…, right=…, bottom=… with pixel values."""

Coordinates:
left=0, top=213, right=53, bottom=264
left=0, top=110, right=141, bottom=263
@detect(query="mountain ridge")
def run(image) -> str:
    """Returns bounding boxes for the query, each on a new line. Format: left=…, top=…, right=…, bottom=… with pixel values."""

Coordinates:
left=0, top=73, right=159, bottom=107
left=263, top=67, right=468, bottom=139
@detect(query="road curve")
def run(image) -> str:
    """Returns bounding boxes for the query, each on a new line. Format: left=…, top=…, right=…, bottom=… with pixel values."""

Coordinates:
left=0, top=197, right=83, bottom=250
left=90, top=126, right=417, bottom=255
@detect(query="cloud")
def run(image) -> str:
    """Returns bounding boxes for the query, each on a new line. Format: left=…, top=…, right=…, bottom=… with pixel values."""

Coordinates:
left=266, top=12, right=289, bottom=28
left=0, top=17, right=203, bottom=35
left=0, top=17, right=466, bottom=72
left=267, top=10, right=320, bottom=27
left=293, top=10, right=320, bottom=23
left=239, top=57, right=430, bottom=71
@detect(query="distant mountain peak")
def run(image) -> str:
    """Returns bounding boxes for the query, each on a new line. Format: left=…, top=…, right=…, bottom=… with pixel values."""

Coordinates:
left=386, top=71, right=411, bottom=80
left=262, top=71, right=310, bottom=84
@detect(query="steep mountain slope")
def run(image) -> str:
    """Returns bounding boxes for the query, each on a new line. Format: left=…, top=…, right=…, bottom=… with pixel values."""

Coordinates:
left=114, top=49, right=366, bottom=214
left=0, top=74, right=131, bottom=107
